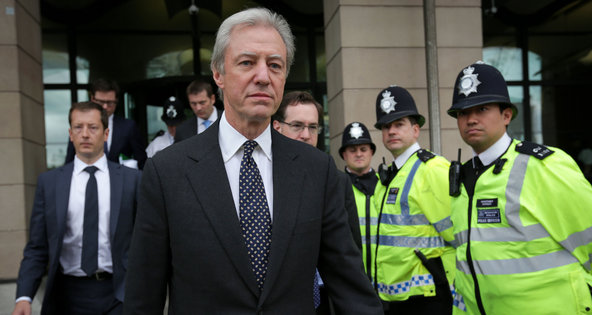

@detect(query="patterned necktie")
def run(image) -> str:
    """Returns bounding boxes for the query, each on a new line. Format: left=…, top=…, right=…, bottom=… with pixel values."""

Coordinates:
left=313, top=270, right=321, bottom=308
left=203, top=119, right=212, bottom=129
left=239, top=140, right=272, bottom=290
left=81, top=166, right=99, bottom=276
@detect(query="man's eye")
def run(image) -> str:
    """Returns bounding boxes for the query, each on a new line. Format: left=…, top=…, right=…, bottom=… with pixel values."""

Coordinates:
left=239, top=60, right=253, bottom=66
left=269, top=63, right=282, bottom=70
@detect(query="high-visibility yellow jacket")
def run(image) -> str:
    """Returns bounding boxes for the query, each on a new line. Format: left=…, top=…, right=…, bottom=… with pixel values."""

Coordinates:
left=451, top=140, right=592, bottom=314
left=350, top=171, right=381, bottom=280
left=373, top=149, right=455, bottom=302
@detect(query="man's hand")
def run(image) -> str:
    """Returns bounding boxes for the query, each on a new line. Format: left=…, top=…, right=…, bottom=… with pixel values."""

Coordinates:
left=12, top=300, right=32, bottom=315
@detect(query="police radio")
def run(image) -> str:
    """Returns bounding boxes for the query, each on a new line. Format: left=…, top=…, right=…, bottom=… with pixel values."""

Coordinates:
left=378, top=157, right=396, bottom=185
left=449, top=149, right=462, bottom=197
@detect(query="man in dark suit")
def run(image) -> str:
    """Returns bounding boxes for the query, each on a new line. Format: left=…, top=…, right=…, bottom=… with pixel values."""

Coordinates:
left=174, top=79, right=219, bottom=143
left=13, top=102, right=141, bottom=315
left=272, top=91, right=363, bottom=314
left=65, top=79, right=147, bottom=169
left=124, top=7, right=382, bottom=314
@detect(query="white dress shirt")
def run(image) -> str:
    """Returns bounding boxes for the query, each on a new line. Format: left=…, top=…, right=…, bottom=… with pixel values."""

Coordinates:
left=145, top=130, right=174, bottom=158
left=60, top=154, right=113, bottom=276
left=219, top=112, right=274, bottom=220
left=394, top=142, right=421, bottom=170
left=107, top=114, right=114, bottom=152
left=197, top=107, right=218, bottom=134
left=473, top=132, right=512, bottom=167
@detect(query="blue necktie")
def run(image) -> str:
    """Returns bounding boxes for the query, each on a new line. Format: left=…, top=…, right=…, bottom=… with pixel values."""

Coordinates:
left=203, top=120, right=212, bottom=129
left=81, top=166, right=99, bottom=276
left=239, top=140, right=272, bottom=290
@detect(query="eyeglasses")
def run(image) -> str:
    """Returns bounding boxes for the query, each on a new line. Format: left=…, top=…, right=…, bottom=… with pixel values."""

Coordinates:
left=279, top=121, right=323, bottom=134
left=71, top=124, right=102, bottom=135
left=93, top=98, right=117, bottom=107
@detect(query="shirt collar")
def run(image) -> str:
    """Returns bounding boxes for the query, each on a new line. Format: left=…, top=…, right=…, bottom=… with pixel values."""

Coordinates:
left=198, top=107, right=218, bottom=125
left=394, top=142, right=421, bottom=169
left=473, top=132, right=512, bottom=166
left=219, top=112, right=272, bottom=163
left=73, top=154, right=108, bottom=175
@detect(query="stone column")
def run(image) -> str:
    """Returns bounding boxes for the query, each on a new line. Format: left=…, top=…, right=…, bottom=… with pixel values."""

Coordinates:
left=0, top=0, right=44, bottom=279
left=324, top=0, right=482, bottom=168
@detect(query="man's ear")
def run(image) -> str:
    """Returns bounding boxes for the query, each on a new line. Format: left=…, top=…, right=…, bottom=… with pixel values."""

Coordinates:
left=502, top=107, right=513, bottom=126
left=213, top=69, right=224, bottom=90
left=272, top=120, right=282, bottom=132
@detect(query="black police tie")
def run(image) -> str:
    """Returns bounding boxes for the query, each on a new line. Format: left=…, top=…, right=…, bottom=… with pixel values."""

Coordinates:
left=81, top=166, right=99, bottom=276
left=239, top=140, right=272, bottom=290
left=473, top=157, right=484, bottom=170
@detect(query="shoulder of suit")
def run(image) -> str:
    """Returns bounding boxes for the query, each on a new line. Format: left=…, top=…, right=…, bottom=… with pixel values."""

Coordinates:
left=515, top=141, right=554, bottom=160
left=416, top=149, right=436, bottom=163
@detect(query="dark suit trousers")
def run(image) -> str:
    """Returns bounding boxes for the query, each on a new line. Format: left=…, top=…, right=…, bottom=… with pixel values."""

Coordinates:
left=53, top=272, right=122, bottom=315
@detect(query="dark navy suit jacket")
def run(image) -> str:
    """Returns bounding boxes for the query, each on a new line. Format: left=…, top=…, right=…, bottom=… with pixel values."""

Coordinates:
left=124, top=121, right=381, bottom=314
left=65, top=115, right=147, bottom=169
left=16, top=160, right=141, bottom=315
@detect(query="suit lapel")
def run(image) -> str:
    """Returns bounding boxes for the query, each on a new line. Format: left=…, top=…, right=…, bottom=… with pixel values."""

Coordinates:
left=108, top=161, right=123, bottom=242
left=56, top=163, right=74, bottom=243
left=184, top=123, right=260, bottom=296
left=108, top=116, right=122, bottom=161
left=259, top=131, right=305, bottom=304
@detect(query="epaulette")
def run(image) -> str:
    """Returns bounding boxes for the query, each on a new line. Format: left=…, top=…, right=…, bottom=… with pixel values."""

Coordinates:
left=515, top=141, right=554, bottom=160
left=417, top=149, right=436, bottom=162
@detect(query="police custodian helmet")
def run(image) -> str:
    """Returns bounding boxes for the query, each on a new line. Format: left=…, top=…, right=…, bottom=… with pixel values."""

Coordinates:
left=339, top=122, right=376, bottom=159
left=448, top=61, right=518, bottom=120
left=161, top=96, right=186, bottom=126
left=374, top=85, right=425, bottom=129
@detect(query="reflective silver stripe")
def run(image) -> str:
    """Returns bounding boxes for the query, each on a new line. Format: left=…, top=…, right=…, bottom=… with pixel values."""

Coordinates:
left=445, top=239, right=458, bottom=248
left=504, top=153, right=529, bottom=228
left=378, top=235, right=445, bottom=248
left=559, top=225, right=592, bottom=256
left=400, top=159, right=422, bottom=216
left=455, top=224, right=548, bottom=248
left=469, top=153, right=553, bottom=243
left=359, top=217, right=379, bottom=226
left=457, top=250, right=578, bottom=275
left=454, top=230, right=467, bottom=248
left=433, top=216, right=453, bottom=233
left=473, top=224, right=549, bottom=242
left=381, top=213, right=430, bottom=226
left=584, top=255, right=592, bottom=271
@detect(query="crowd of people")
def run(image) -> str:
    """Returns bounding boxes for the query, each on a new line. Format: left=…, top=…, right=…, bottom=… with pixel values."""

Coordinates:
left=11, top=6, right=592, bottom=315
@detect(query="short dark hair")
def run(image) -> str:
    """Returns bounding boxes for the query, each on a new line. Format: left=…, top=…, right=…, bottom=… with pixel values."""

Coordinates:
left=69, top=101, right=108, bottom=130
left=186, top=80, right=214, bottom=97
left=89, top=78, right=119, bottom=97
left=273, top=91, right=323, bottom=123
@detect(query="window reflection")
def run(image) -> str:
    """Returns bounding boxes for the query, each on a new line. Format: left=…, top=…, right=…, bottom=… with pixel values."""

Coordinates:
left=44, top=90, right=71, bottom=169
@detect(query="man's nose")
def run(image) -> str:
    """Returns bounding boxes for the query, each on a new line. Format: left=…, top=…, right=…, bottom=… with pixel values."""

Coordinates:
left=300, top=127, right=311, bottom=138
left=254, top=63, right=271, bottom=85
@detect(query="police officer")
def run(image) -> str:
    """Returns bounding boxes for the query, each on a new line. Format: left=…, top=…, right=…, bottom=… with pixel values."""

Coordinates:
left=447, top=61, right=592, bottom=314
left=145, top=96, right=186, bottom=158
left=339, top=122, right=379, bottom=280
left=373, top=86, right=455, bottom=314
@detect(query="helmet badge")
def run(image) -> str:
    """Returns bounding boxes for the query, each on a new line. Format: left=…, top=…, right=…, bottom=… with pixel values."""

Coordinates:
left=349, top=123, right=363, bottom=139
left=380, top=90, right=397, bottom=114
left=166, top=105, right=177, bottom=118
left=458, top=66, right=481, bottom=97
